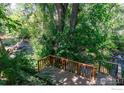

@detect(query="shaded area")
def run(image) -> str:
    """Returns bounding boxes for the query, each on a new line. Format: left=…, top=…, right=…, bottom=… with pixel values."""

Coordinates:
left=36, top=66, right=117, bottom=85
left=36, top=66, right=96, bottom=85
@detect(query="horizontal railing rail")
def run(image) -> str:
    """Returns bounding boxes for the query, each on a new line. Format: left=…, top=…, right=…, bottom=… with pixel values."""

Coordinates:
left=38, top=55, right=96, bottom=80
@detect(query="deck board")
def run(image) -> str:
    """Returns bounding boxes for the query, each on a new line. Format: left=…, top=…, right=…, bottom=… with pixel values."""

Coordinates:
left=36, top=66, right=117, bottom=85
left=36, top=66, right=96, bottom=85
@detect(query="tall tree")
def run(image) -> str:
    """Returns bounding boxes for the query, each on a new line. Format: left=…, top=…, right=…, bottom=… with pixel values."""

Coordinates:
left=55, top=3, right=68, bottom=32
left=70, top=3, right=79, bottom=32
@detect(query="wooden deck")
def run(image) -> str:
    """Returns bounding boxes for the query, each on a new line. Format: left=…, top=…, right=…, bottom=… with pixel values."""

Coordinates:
left=36, top=66, right=96, bottom=85
left=38, top=55, right=97, bottom=81
left=37, top=55, right=117, bottom=85
left=36, top=66, right=116, bottom=85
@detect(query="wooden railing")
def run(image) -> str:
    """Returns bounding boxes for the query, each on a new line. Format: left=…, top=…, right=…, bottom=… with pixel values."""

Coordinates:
left=38, top=55, right=97, bottom=80
left=99, top=61, right=119, bottom=79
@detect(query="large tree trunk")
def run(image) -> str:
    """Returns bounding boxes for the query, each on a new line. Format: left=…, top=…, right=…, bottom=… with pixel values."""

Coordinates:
left=55, top=3, right=68, bottom=32
left=70, top=3, right=79, bottom=32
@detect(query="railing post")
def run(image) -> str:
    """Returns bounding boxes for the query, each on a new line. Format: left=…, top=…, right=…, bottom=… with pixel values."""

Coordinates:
left=64, top=59, right=67, bottom=70
left=77, top=63, right=80, bottom=75
left=37, top=60, right=40, bottom=72
left=117, top=64, right=122, bottom=79
left=61, top=58, right=65, bottom=70
left=92, top=67, right=96, bottom=81
left=49, top=56, right=52, bottom=65
left=49, top=55, right=54, bottom=67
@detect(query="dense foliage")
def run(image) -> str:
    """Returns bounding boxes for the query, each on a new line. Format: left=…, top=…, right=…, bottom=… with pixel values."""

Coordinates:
left=0, top=3, right=124, bottom=85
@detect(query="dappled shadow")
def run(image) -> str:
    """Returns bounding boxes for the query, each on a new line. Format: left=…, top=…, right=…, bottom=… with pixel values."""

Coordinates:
left=36, top=66, right=96, bottom=85
left=96, top=73, right=116, bottom=85
left=36, top=66, right=118, bottom=85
